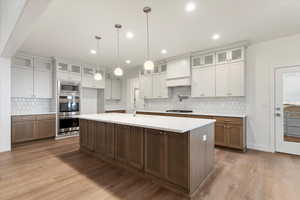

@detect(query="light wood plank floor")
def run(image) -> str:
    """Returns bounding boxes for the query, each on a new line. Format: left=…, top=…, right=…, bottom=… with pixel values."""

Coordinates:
left=1, top=137, right=300, bottom=200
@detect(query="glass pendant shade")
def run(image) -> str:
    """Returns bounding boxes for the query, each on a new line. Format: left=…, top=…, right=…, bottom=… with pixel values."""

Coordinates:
left=114, top=67, right=123, bottom=76
left=94, top=72, right=102, bottom=80
left=144, top=60, right=154, bottom=71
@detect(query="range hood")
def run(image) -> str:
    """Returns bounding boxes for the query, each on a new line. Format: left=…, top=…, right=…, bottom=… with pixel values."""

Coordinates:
left=166, top=57, right=191, bottom=87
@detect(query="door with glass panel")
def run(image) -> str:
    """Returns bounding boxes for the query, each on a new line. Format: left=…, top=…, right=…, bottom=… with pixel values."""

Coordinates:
left=275, top=66, right=300, bottom=155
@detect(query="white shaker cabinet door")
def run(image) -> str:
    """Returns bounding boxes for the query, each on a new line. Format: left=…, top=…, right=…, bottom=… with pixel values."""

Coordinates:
left=105, top=79, right=112, bottom=100
left=11, top=67, right=34, bottom=98
left=152, top=74, right=161, bottom=98
left=216, top=64, right=229, bottom=97
left=141, top=75, right=153, bottom=99
left=111, top=79, right=121, bottom=100
left=228, top=62, right=244, bottom=96
left=35, top=70, right=53, bottom=98
left=159, top=73, right=168, bottom=98
left=35, top=58, right=53, bottom=98
left=192, top=67, right=216, bottom=97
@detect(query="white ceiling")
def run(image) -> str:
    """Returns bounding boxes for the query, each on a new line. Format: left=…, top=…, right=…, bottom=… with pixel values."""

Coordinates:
left=20, top=0, right=300, bottom=69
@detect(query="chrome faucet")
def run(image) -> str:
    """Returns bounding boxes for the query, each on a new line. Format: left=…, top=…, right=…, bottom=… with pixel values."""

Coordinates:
left=178, top=95, right=189, bottom=102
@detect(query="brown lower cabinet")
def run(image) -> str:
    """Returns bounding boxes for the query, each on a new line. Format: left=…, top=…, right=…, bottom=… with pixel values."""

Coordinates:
left=137, top=111, right=246, bottom=151
left=11, top=114, right=56, bottom=144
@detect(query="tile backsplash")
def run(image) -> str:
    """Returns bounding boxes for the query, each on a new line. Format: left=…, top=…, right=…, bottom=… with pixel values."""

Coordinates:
left=144, top=87, right=246, bottom=115
left=11, top=98, right=56, bottom=115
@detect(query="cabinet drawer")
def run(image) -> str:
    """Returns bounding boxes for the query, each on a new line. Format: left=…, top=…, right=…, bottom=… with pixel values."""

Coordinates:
left=35, top=114, right=56, bottom=120
left=214, top=117, right=243, bottom=125
left=12, top=115, right=35, bottom=122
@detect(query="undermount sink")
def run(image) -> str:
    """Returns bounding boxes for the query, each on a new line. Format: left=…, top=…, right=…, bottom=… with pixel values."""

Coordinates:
left=166, top=110, right=193, bottom=113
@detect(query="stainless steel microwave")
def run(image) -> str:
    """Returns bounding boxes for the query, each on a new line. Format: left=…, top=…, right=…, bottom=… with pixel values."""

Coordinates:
left=58, top=81, right=80, bottom=95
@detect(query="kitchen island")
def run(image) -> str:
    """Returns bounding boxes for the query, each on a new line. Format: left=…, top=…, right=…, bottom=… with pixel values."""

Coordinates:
left=78, top=113, right=215, bottom=199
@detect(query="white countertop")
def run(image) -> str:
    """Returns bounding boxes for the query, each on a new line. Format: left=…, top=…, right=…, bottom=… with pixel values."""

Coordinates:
left=11, top=112, right=57, bottom=116
left=77, top=113, right=216, bottom=133
left=137, top=110, right=246, bottom=118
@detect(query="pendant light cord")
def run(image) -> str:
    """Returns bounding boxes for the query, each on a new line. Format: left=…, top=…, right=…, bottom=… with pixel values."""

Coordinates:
left=117, top=28, right=120, bottom=68
left=146, top=13, right=150, bottom=60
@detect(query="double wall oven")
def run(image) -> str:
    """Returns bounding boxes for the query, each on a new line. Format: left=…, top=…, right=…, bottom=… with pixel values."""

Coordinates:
left=57, top=81, right=81, bottom=137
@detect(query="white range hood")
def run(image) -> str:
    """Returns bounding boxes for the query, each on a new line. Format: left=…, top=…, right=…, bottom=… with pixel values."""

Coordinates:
left=166, top=57, right=191, bottom=87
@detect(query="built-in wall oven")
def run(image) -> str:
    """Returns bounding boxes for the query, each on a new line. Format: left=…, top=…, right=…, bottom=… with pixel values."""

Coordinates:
left=57, top=81, right=81, bottom=137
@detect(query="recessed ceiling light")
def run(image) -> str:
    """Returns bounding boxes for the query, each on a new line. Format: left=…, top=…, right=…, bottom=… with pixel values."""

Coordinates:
left=125, top=60, right=131, bottom=64
left=185, top=2, right=196, bottom=12
left=126, top=32, right=134, bottom=39
left=90, top=49, right=97, bottom=54
left=161, top=49, right=167, bottom=54
left=212, top=34, right=220, bottom=40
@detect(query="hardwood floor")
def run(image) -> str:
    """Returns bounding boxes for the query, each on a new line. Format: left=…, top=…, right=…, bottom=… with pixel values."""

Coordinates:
left=284, top=135, right=300, bottom=143
left=0, top=138, right=300, bottom=200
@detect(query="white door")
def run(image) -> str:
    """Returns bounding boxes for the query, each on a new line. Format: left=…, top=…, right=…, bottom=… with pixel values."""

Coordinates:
left=275, top=66, right=300, bottom=155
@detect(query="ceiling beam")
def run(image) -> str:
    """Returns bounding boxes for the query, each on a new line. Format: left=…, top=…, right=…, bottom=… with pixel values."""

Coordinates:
left=1, top=0, right=53, bottom=58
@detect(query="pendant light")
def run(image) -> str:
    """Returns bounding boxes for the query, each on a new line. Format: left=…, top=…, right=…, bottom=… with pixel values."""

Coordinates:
left=94, top=35, right=103, bottom=81
left=143, top=7, right=154, bottom=71
left=114, top=24, right=124, bottom=76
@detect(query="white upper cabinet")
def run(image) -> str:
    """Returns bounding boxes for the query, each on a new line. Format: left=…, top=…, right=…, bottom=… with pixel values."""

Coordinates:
left=34, top=57, right=53, bottom=98
left=82, top=66, right=105, bottom=89
left=111, top=79, right=121, bottom=100
left=140, top=75, right=153, bottom=99
left=11, top=54, right=53, bottom=98
left=55, top=59, right=82, bottom=82
left=216, top=61, right=244, bottom=97
left=215, top=64, right=229, bottom=96
left=192, top=66, right=216, bottom=97
left=216, top=47, right=244, bottom=65
left=11, top=54, right=34, bottom=98
left=105, top=75, right=121, bottom=100
left=192, top=53, right=215, bottom=68
left=228, top=62, right=245, bottom=96
left=152, top=73, right=168, bottom=99
left=140, top=63, right=169, bottom=99
left=166, top=58, right=191, bottom=87
left=105, top=77, right=112, bottom=100
left=167, top=58, right=190, bottom=79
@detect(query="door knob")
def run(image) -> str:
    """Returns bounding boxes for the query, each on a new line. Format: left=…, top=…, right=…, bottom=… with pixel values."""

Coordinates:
left=275, top=113, right=281, bottom=117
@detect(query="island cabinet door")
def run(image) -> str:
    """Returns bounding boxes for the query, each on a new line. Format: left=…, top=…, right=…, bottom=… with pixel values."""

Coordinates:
left=94, top=122, right=106, bottom=155
left=105, top=123, right=115, bottom=159
left=145, top=129, right=165, bottom=178
left=79, top=119, right=88, bottom=148
left=115, top=124, right=129, bottom=163
left=164, top=132, right=188, bottom=189
left=127, top=127, right=144, bottom=170
left=86, top=120, right=95, bottom=151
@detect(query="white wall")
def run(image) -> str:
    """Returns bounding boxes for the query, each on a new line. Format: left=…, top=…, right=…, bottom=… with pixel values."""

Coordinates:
left=0, top=57, right=11, bottom=152
left=246, top=33, right=300, bottom=151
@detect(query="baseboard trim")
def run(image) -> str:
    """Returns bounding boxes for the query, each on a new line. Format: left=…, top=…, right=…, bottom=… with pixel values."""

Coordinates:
left=247, top=144, right=274, bottom=152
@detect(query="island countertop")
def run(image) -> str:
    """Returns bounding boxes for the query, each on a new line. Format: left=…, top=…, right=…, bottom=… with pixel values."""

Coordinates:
left=77, top=113, right=215, bottom=133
